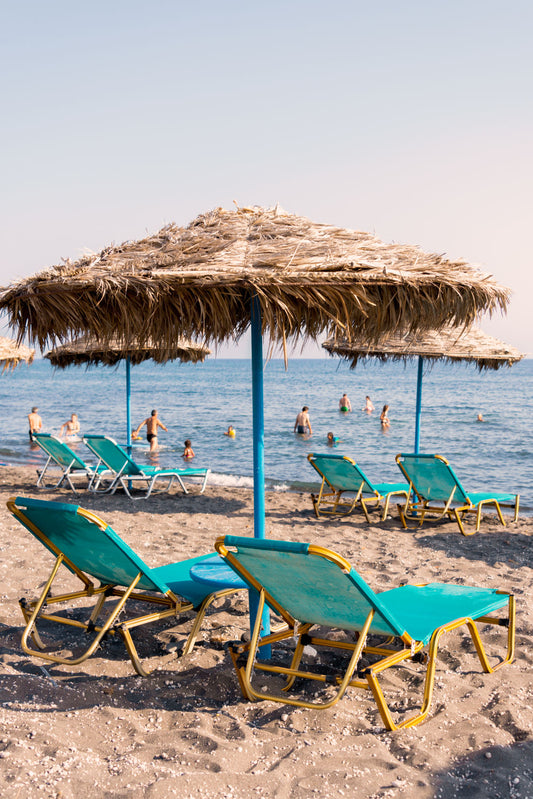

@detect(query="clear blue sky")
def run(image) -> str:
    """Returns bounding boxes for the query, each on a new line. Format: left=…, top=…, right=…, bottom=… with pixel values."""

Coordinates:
left=1, top=1, right=531, bottom=357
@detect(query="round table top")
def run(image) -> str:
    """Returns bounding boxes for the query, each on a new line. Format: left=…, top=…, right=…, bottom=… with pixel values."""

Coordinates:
left=190, top=554, right=247, bottom=590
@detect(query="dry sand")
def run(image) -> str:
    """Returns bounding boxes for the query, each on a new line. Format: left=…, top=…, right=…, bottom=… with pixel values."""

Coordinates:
left=0, top=465, right=532, bottom=798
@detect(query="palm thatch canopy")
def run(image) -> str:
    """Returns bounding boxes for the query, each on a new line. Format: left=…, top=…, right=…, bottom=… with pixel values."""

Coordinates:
left=0, top=205, right=510, bottom=351
left=45, top=336, right=210, bottom=368
left=0, top=336, right=34, bottom=372
left=323, top=325, right=524, bottom=371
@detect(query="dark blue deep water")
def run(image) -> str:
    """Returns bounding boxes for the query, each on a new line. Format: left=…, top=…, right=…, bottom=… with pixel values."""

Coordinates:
left=1, top=357, right=532, bottom=512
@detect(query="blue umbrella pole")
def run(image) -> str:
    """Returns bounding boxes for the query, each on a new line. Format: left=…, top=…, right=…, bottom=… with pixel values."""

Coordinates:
left=126, top=356, right=132, bottom=456
left=414, top=355, right=424, bottom=454
left=250, top=295, right=271, bottom=656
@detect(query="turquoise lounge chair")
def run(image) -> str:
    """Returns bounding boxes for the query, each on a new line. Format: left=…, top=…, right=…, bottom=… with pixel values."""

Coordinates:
left=33, top=433, right=107, bottom=493
left=83, top=434, right=210, bottom=498
left=8, top=496, right=242, bottom=676
left=395, top=453, right=520, bottom=535
left=308, top=453, right=410, bottom=522
left=216, top=535, right=515, bottom=731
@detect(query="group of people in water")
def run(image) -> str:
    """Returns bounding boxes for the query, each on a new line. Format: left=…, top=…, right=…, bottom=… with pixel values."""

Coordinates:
left=28, top=406, right=209, bottom=461
left=28, top=407, right=81, bottom=440
left=293, top=392, right=390, bottom=443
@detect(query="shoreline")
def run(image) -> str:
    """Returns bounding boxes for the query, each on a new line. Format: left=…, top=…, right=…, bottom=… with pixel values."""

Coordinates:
left=1, top=465, right=532, bottom=797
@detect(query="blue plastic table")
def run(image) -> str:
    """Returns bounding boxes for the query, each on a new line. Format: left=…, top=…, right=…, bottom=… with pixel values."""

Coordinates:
left=189, top=554, right=247, bottom=590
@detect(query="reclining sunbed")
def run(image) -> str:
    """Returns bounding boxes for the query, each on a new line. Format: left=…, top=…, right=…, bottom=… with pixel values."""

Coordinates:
left=33, top=433, right=108, bottom=493
left=8, top=496, right=242, bottom=676
left=216, top=535, right=515, bottom=730
left=308, top=453, right=410, bottom=522
left=83, top=434, right=210, bottom=498
left=396, top=453, right=519, bottom=535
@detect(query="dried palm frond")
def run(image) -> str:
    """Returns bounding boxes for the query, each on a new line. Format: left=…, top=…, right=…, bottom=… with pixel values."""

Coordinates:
left=0, top=205, right=510, bottom=353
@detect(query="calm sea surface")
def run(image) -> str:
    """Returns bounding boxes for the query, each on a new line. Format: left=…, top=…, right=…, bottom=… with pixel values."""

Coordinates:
left=1, top=357, right=532, bottom=513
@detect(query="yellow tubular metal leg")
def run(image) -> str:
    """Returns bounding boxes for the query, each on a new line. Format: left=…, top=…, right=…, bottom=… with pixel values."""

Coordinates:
left=181, top=587, right=239, bottom=656
left=235, top=589, right=375, bottom=710
left=366, top=603, right=515, bottom=731
left=466, top=595, right=515, bottom=672
left=21, top=567, right=143, bottom=668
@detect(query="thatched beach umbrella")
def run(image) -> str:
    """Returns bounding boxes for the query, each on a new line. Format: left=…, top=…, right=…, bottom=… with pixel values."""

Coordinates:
left=324, top=325, right=523, bottom=451
left=0, top=336, right=34, bottom=372
left=45, top=336, right=210, bottom=451
left=0, top=204, right=511, bottom=643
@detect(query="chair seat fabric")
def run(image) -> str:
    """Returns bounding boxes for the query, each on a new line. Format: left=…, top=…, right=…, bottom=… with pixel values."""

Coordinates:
left=379, top=583, right=509, bottom=644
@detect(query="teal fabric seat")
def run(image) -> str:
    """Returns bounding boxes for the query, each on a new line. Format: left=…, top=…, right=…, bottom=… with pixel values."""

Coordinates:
left=395, top=453, right=519, bottom=535
left=216, top=535, right=515, bottom=730
left=83, top=434, right=210, bottom=498
left=8, top=496, right=241, bottom=676
left=33, top=433, right=108, bottom=493
left=308, top=452, right=409, bottom=521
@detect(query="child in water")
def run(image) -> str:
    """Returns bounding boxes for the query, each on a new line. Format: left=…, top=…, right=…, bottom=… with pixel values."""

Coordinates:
left=327, top=432, right=340, bottom=446
left=183, top=439, right=195, bottom=459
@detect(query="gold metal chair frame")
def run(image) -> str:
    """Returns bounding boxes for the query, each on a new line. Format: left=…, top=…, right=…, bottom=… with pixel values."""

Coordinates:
left=217, top=539, right=515, bottom=731
left=310, top=459, right=409, bottom=523
left=396, top=455, right=520, bottom=536
left=10, top=500, right=237, bottom=677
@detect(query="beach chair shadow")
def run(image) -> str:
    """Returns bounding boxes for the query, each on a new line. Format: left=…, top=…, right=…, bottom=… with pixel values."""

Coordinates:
left=7, top=496, right=243, bottom=676
left=83, top=434, right=210, bottom=499
left=395, top=453, right=519, bottom=536
left=216, top=535, right=515, bottom=731
left=32, top=433, right=108, bottom=493
left=308, top=453, right=410, bottom=522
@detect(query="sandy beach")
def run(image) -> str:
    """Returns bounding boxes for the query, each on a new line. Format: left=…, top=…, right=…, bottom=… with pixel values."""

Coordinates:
left=0, top=465, right=532, bottom=798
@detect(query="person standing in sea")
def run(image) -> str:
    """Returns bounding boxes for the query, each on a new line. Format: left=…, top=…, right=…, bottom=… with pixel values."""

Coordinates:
left=294, top=406, right=312, bottom=436
left=380, top=404, right=391, bottom=428
left=339, top=393, right=352, bottom=412
left=134, top=409, right=168, bottom=452
left=28, top=407, right=42, bottom=440
left=363, top=395, right=374, bottom=413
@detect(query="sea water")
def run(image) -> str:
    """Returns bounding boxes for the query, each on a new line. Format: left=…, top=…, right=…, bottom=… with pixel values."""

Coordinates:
left=1, top=357, right=532, bottom=513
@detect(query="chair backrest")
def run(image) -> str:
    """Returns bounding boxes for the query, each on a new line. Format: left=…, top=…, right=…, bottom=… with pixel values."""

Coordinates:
left=8, top=496, right=166, bottom=592
left=83, top=435, right=143, bottom=476
left=220, top=536, right=406, bottom=638
left=308, top=453, right=374, bottom=493
left=33, top=433, right=88, bottom=470
left=396, top=454, right=468, bottom=503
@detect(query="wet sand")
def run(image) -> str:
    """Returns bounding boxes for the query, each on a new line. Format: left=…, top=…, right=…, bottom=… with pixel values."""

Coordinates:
left=0, top=466, right=532, bottom=798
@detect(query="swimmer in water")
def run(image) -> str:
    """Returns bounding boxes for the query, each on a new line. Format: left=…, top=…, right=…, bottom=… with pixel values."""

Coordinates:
left=133, top=409, right=168, bottom=452
left=183, top=439, right=195, bottom=459
left=60, top=413, right=80, bottom=439
left=380, top=404, right=390, bottom=428
left=28, top=407, right=42, bottom=440
left=224, top=425, right=236, bottom=438
left=294, top=406, right=312, bottom=436
left=362, top=395, right=374, bottom=413
left=339, top=393, right=352, bottom=413
left=477, top=413, right=484, bottom=422
left=327, top=431, right=340, bottom=446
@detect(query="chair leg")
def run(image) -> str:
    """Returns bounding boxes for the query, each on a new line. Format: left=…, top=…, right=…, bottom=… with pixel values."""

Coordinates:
left=181, top=588, right=241, bottom=656
left=466, top=595, right=515, bottom=672
left=233, top=590, right=375, bottom=710
left=20, top=565, right=143, bottom=669
left=199, top=470, right=210, bottom=494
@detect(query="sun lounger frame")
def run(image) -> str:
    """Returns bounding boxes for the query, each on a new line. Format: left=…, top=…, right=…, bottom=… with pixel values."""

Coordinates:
left=8, top=497, right=240, bottom=676
left=396, top=453, right=520, bottom=535
left=216, top=535, right=515, bottom=731
left=32, top=433, right=104, bottom=493
left=83, top=434, right=210, bottom=499
left=308, top=453, right=410, bottom=522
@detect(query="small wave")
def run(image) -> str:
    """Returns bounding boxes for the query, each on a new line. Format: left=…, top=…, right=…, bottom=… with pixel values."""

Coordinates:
left=208, top=472, right=254, bottom=489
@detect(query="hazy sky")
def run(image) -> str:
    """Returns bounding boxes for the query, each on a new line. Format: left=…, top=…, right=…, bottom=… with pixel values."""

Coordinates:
left=1, top=1, right=531, bottom=357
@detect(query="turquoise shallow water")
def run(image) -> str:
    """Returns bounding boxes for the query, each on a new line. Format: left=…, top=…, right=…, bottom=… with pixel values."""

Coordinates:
left=1, top=357, right=532, bottom=513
